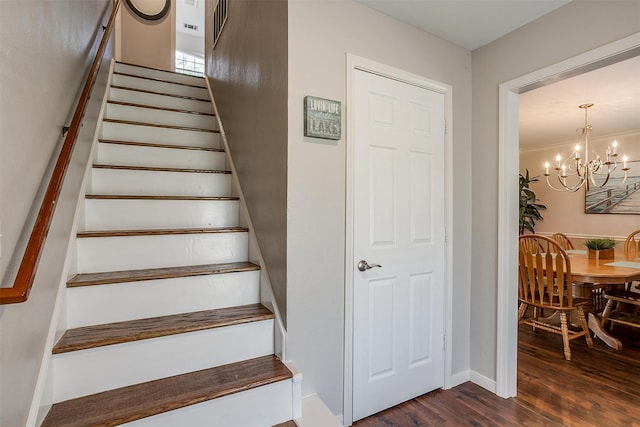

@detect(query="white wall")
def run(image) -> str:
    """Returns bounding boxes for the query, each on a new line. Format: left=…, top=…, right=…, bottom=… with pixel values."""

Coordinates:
left=472, top=1, right=640, bottom=383
left=0, top=1, right=112, bottom=425
left=287, top=0, right=472, bottom=418
left=521, top=130, right=640, bottom=240
left=119, top=0, right=176, bottom=70
left=176, top=31, right=203, bottom=58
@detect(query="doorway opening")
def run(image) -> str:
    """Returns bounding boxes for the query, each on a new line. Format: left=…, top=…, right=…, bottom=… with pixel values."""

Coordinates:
left=496, top=33, right=640, bottom=397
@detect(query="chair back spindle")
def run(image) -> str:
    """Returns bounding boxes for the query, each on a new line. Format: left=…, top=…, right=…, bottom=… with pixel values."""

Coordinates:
left=519, top=235, right=574, bottom=309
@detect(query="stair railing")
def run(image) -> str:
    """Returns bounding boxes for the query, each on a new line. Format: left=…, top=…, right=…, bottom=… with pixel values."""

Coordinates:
left=0, top=0, right=122, bottom=304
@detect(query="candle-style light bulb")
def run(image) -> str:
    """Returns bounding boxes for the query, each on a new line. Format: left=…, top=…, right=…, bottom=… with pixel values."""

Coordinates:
left=556, top=153, right=561, bottom=167
left=544, top=162, right=550, bottom=175
left=612, top=140, right=618, bottom=155
left=561, top=164, right=566, bottom=177
left=623, top=155, right=628, bottom=169
left=575, top=145, right=581, bottom=160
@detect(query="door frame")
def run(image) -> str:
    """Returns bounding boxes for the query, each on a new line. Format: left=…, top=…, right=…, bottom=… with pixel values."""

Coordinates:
left=343, top=54, right=454, bottom=426
left=496, top=32, right=640, bottom=398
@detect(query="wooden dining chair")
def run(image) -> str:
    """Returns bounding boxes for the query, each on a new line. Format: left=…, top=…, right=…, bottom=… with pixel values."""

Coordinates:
left=518, top=235, right=593, bottom=360
left=551, top=232, right=574, bottom=250
left=624, top=229, right=640, bottom=259
left=603, top=230, right=640, bottom=312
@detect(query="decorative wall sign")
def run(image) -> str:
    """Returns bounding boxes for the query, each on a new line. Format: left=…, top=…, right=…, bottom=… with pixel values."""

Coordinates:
left=304, top=96, right=341, bottom=140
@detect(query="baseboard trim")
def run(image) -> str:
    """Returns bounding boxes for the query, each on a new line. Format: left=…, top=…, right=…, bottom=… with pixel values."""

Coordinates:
left=469, top=370, right=497, bottom=394
left=449, top=370, right=471, bottom=389
left=296, top=394, right=342, bottom=427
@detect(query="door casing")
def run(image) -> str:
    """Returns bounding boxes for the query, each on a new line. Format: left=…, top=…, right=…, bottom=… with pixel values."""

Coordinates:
left=344, top=54, right=454, bottom=426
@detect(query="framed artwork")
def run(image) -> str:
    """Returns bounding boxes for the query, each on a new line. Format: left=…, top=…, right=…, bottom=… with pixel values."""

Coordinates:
left=585, top=160, right=640, bottom=214
left=124, top=0, right=171, bottom=21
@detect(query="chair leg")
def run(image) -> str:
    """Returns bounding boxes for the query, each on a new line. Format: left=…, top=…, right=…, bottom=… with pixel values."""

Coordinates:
left=532, top=307, right=539, bottom=332
left=518, top=302, right=528, bottom=320
left=560, top=312, right=571, bottom=361
left=601, top=298, right=616, bottom=329
left=577, top=307, right=593, bottom=348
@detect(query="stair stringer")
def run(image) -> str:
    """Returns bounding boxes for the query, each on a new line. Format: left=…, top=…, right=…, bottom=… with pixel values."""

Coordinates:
left=203, top=79, right=288, bottom=362
left=28, top=59, right=118, bottom=427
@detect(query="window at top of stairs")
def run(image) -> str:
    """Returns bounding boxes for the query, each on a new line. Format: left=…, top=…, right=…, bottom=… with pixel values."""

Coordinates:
left=175, top=51, right=204, bottom=77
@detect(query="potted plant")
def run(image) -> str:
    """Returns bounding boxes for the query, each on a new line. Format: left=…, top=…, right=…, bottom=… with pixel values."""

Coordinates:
left=519, top=169, right=547, bottom=235
left=585, top=238, right=617, bottom=260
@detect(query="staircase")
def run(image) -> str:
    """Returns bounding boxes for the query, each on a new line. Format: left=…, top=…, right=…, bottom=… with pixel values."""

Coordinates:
left=41, top=62, right=299, bottom=426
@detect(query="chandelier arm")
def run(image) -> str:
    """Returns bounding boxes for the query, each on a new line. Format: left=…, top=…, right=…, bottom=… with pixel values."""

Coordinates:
left=544, top=174, right=584, bottom=192
left=589, top=171, right=611, bottom=188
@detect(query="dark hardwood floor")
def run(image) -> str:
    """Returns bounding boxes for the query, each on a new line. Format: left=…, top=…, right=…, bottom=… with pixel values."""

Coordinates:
left=354, top=324, right=640, bottom=426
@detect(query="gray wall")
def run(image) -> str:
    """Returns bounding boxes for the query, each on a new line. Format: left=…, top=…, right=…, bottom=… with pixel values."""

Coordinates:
left=471, top=0, right=640, bottom=381
left=0, top=1, right=113, bottom=425
left=205, top=0, right=289, bottom=324
left=287, top=0, right=472, bottom=417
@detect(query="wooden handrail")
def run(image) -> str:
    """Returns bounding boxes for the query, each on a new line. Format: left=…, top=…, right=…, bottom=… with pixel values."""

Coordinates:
left=0, top=0, right=122, bottom=304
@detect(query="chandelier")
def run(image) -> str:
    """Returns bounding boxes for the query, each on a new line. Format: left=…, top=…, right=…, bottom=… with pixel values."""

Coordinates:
left=544, top=103, right=629, bottom=192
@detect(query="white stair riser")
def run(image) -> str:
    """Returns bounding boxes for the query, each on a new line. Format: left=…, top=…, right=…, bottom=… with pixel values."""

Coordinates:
left=101, top=121, right=220, bottom=148
left=84, top=198, right=239, bottom=230
left=77, top=232, right=248, bottom=272
left=96, top=142, right=226, bottom=170
left=52, top=320, right=275, bottom=402
left=89, top=169, right=231, bottom=197
left=112, top=74, right=209, bottom=99
left=105, top=103, right=217, bottom=130
left=67, top=271, right=260, bottom=327
left=123, top=380, right=293, bottom=427
left=109, top=87, right=213, bottom=114
left=114, top=63, right=206, bottom=87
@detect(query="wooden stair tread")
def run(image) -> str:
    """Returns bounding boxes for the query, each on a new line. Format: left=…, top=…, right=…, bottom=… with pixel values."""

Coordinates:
left=41, top=355, right=292, bottom=427
left=77, top=226, right=248, bottom=238
left=85, top=194, right=238, bottom=201
left=92, top=163, right=231, bottom=174
left=98, top=138, right=224, bottom=152
left=103, top=118, right=219, bottom=133
left=273, top=421, right=298, bottom=427
left=114, top=71, right=207, bottom=89
left=53, top=303, right=273, bottom=354
left=107, top=100, right=215, bottom=116
left=111, top=84, right=210, bottom=102
left=116, top=61, right=205, bottom=78
left=67, top=261, right=260, bottom=287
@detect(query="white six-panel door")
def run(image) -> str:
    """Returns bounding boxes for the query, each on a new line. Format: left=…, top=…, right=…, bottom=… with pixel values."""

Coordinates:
left=352, top=69, right=446, bottom=421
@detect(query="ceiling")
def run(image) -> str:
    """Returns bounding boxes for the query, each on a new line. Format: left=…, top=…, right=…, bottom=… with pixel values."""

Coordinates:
left=176, top=0, right=205, bottom=40
left=356, top=0, right=570, bottom=51
left=519, top=55, right=640, bottom=150
left=356, top=0, right=639, bottom=150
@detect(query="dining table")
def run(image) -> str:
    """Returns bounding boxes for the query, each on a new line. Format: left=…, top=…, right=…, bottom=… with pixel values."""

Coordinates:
left=565, top=248, right=640, bottom=350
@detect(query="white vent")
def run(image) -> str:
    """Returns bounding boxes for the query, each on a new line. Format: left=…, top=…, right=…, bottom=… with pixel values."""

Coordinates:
left=184, top=23, right=198, bottom=31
